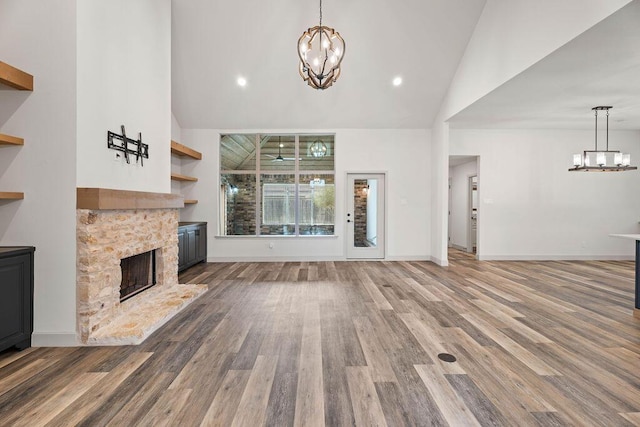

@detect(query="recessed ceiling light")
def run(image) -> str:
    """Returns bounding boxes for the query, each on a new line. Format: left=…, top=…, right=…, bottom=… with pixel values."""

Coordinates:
left=393, top=76, right=403, bottom=86
left=237, top=77, right=247, bottom=87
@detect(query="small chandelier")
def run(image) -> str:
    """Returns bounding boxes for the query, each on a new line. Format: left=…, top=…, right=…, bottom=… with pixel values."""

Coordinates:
left=569, top=106, right=637, bottom=172
left=308, top=140, right=328, bottom=157
left=297, top=0, right=345, bottom=90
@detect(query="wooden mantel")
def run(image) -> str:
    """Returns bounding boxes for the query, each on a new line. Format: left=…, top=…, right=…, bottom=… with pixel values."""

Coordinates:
left=77, top=188, right=184, bottom=210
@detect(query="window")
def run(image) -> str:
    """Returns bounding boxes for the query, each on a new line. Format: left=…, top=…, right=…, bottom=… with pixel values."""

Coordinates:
left=261, top=175, right=296, bottom=235
left=298, top=174, right=335, bottom=235
left=220, top=173, right=257, bottom=235
left=220, top=134, right=335, bottom=236
left=263, top=184, right=296, bottom=225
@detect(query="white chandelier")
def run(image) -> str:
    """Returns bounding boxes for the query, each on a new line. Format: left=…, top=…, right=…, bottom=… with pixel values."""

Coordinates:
left=569, top=106, right=636, bottom=172
left=297, top=0, right=345, bottom=90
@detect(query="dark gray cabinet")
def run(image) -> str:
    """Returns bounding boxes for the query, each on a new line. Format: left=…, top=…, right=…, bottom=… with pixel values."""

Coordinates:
left=0, top=247, right=35, bottom=352
left=178, top=222, right=207, bottom=272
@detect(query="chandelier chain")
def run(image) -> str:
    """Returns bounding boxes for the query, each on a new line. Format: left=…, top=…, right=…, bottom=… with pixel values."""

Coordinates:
left=319, top=0, right=323, bottom=27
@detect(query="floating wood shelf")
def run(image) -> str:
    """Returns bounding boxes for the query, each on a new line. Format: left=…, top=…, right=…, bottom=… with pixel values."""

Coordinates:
left=170, top=141, right=200, bottom=206
left=0, top=192, right=24, bottom=200
left=0, top=61, right=33, bottom=91
left=77, top=188, right=184, bottom=210
left=0, top=133, right=24, bottom=146
left=171, top=140, right=202, bottom=160
left=0, top=63, right=30, bottom=202
left=171, top=173, right=198, bottom=182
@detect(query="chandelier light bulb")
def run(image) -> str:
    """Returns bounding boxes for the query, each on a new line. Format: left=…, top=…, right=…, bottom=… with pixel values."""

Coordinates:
left=573, top=154, right=582, bottom=167
left=597, top=151, right=606, bottom=166
left=614, top=152, right=623, bottom=165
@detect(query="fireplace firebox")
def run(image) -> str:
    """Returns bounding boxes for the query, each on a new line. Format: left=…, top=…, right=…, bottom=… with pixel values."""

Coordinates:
left=120, top=250, right=156, bottom=301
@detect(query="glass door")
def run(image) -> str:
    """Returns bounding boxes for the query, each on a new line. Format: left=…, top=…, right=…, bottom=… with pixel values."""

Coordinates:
left=346, top=173, right=385, bottom=259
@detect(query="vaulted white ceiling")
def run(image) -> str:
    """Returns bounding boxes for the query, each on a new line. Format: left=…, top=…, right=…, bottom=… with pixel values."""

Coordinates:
left=449, top=0, right=640, bottom=130
left=172, top=1, right=639, bottom=132
left=171, top=0, right=487, bottom=130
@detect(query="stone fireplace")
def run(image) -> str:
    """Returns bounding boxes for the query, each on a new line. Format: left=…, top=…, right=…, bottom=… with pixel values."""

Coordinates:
left=76, top=188, right=207, bottom=345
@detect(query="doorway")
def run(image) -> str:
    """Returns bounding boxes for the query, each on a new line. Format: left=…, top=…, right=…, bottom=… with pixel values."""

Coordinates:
left=346, top=173, right=385, bottom=259
left=448, top=155, right=478, bottom=258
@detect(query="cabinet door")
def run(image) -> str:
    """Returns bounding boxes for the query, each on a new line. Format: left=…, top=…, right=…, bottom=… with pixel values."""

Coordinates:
left=195, top=224, right=207, bottom=262
left=0, top=254, right=31, bottom=350
left=186, top=229, right=197, bottom=264
left=178, top=229, right=187, bottom=269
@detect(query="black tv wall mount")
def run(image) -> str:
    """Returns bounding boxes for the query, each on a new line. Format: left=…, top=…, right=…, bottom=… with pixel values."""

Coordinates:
left=107, top=125, right=149, bottom=166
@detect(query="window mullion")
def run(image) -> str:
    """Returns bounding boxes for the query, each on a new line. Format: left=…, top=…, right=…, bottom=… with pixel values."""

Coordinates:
left=294, top=134, right=300, bottom=236
left=255, top=133, right=261, bottom=236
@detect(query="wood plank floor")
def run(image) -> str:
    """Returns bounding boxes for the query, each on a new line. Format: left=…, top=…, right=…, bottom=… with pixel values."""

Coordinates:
left=1, top=250, right=640, bottom=426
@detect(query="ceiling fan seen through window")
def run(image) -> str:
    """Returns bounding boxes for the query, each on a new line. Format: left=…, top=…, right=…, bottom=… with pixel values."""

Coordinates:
left=264, top=136, right=299, bottom=162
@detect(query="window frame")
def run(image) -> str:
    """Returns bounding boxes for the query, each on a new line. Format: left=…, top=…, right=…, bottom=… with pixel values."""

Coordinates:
left=219, top=133, right=335, bottom=237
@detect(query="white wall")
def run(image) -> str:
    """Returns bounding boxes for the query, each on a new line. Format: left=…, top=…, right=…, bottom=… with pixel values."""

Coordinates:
left=171, top=113, right=182, bottom=143
left=179, top=129, right=431, bottom=261
left=449, top=160, right=477, bottom=250
left=171, top=113, right=182, bottom=196
left=430, top=119, right=450, bottom=265
left=76, top=0, right=171, bottom=194
left=450, top=129, right=640, bottom=259
left=0, top=0, right=78, bottom=345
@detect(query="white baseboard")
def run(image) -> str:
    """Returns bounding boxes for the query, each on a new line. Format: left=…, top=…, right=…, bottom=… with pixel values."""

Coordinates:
left=478, top=254, right=634, bottom=261
left=450, top=244, right=466, bottom=251
left=32, top=332, right=78, bottom=347
left=430, top=256, right=449, bottom=267
left=208, top=255, right=433, bottom=263
left=385, top=255, right=430, bottom=262
left=208, top=255, right=343, bottom=263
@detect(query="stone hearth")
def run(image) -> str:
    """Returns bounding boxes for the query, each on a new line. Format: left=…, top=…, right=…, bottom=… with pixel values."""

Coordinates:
left=76, top=188, right=207, bottom=345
